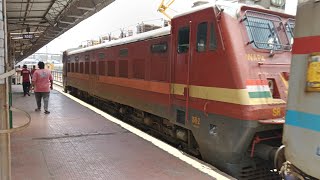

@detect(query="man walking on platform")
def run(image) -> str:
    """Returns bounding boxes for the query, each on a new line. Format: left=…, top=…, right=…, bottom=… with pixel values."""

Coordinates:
left=32, top=61, right=53, bottom=114
left=31, top=65, right=36, bottom=79
left=15, top=65, right=22, bottom=84
left=21, top=65, right=31, bottom=96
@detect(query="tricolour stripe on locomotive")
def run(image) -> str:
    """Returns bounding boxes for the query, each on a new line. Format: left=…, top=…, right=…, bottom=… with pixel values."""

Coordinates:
left=63, top=1, right=294, bottom=179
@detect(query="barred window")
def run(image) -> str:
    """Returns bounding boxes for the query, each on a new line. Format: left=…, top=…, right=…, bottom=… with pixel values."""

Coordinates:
left=98, top=53, right=105, bottom=59
left=119, top=48, right=128, bottom=57
left=242, top=10, right=290, bottom=51
left=285, top=19, right=295, bottom=45
left=151, top=43, right=167, bottom=53
left=85, top=55, right=90, bottom=61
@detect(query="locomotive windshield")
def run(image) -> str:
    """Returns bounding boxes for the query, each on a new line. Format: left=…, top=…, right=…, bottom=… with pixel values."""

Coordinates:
left=285, top=19, right=295, bottom=45
left=242, top=10, right=291, bottom=51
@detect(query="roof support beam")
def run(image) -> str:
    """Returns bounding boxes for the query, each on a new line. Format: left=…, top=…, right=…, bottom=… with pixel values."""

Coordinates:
left=59, top=20, right=74, bottom=25
left=47, top=29, right=62, bottom=33
left=67, top=15, right=83, bottom=18
left=23, top=0, right=31, bottom=22
left=7, top=1, right=52, bottom=4
left=76, top=6, right=95, bottom=11
left=7, top=9, right=46, bottom=12
left=8, top=16, right=44, bottom=19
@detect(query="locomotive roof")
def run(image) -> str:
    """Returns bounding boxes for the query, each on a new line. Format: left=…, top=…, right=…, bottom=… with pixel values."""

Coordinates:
left=67, top=1, right=287, bottom=56
left=172, top=0, right=288, bottom=19
left=67, top=26, right=171, bottom=55
left=66, top=1, right=240, bottom=56
left=173, top=1, right=244, bottom=19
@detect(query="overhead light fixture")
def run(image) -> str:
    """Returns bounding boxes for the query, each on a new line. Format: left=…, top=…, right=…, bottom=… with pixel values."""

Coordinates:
left=11, top=37, right=23, bottom=40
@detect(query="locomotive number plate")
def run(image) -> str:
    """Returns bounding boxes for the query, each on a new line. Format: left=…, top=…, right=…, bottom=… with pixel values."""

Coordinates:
left=191, top=116, right=200, bottom=127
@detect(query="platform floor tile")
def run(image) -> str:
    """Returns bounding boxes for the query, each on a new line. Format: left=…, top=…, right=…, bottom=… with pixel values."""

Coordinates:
left=10, top=85, right=215, bottom=180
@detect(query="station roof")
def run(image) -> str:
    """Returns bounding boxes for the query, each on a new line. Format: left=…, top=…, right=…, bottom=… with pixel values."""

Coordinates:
left=7, top=0, right=115, bottom=62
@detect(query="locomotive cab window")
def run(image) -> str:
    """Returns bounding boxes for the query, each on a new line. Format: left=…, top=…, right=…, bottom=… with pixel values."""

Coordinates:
left=285, top=19, right=295, bottom=45
left=178, top=27, right=190, bottom=53
left=209, top=22, right=217, bottom=50
left=242, top=11, right=290, bottom=51
left=196, top=22, right=207, bottom=52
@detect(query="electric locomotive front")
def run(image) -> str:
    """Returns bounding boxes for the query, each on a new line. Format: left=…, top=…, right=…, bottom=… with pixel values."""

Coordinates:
left=168, top=2, right=294, bottom=178
left=62, top=2, right=295, bottom=179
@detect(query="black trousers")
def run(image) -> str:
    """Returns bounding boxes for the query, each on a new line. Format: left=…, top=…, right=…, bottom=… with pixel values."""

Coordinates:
left=22, top=82, right=30, bottom=95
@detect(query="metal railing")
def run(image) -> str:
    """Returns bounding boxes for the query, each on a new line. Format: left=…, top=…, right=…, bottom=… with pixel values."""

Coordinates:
left=51, top=70, right=63, bottom=83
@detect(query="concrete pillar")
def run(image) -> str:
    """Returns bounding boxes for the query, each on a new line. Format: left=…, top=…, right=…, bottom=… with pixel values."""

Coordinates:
left=0, top=0, right=11, bottom=179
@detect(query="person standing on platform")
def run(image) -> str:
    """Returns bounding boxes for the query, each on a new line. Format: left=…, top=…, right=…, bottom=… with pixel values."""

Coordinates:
left=21, top=65, right=31, bottom=96
left=30, top=65, right=37, bottom=93
left=15, top=65, right=22, bottom=84
left=32, top=61, right=53, bottom=114
left=30, top=65, right=36, bottom=79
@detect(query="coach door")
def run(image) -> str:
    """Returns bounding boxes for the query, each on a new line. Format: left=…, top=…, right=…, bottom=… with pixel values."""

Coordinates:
left=172, top=17, right=192, bottom=101
left=88, top=54, right=98, bottom=94
left=62, top=52, right=68, bottom=89
left=171, top=16, right=195, bottom=125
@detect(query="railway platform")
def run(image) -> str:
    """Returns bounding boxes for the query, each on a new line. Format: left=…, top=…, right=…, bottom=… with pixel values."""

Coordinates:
left=10, top=84, right=233, bottom=180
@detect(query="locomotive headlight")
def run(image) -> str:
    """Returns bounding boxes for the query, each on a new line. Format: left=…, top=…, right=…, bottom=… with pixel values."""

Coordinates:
left=209, top=124, right=217, bottom=136
left=271, top=0, right=285, bottom=7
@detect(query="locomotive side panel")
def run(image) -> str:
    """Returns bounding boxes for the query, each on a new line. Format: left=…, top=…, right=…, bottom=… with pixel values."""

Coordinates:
left=66, top=35, right=173, bottom=120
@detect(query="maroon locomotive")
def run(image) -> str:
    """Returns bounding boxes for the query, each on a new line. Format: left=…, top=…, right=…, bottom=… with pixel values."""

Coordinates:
left=63, top=2, right=294, bottom=179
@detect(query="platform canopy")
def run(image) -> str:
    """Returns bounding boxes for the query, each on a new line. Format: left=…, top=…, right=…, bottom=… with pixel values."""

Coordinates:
left=7, top=0, right=115, bottom=62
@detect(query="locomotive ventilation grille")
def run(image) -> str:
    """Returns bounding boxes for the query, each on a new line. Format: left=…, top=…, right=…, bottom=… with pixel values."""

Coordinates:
left=176, top=110, right=186, bottom=125
left=238, top=160, right=280, bottom=180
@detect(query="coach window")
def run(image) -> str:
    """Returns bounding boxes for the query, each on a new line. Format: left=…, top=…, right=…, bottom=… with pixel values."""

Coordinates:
left=85, top=55, right=90, bottom=61
left=91, top=62, right=97, bottom=75
left=119, top=48, right=128, bottom=57
left=80, top=62, right=84, bottom=73
left=98, top=53, right=105, bottom=60
left=196, top=22, right=207, bottom=52
left=75, top=56, right=79, bottom=61
left=71, top=63, right=74, bottom=72
left=67, top=63, right=71, bottom=72
left=178, top=27, right=189, bottom=53
left=151, top=42, right=167, bottom=53
left=209, top=22, right=217, bottom=50
left=99, top=61, right=105, bottom=75
left=85, top=62, right=89, bottom=74
left=75, top=62, right=79, bottom=72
